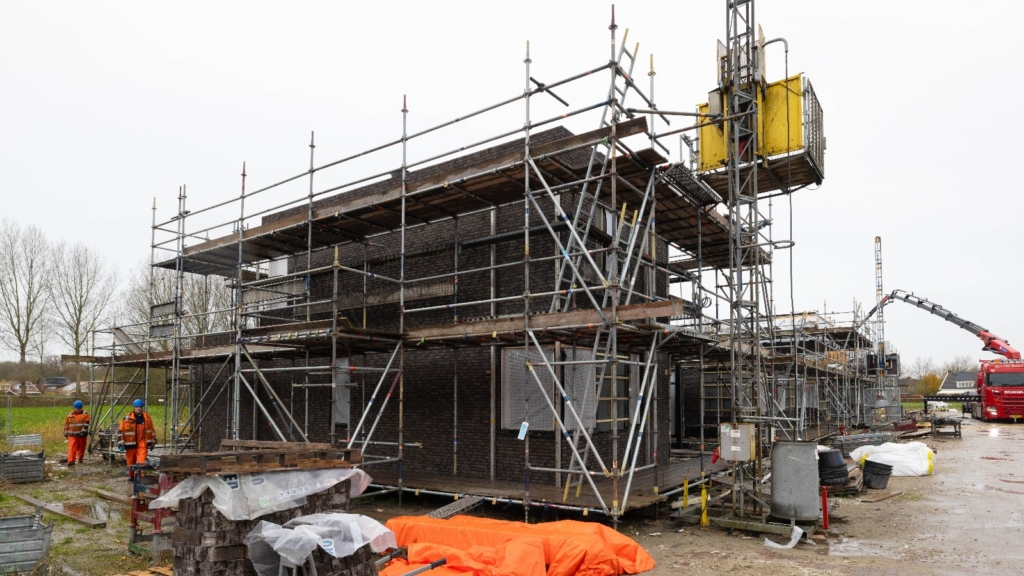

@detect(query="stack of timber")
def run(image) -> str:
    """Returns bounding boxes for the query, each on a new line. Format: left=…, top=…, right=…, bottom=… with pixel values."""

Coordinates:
left=0, top=451, right=44, bottom=484
left=158, top=446, right=359, bottom=475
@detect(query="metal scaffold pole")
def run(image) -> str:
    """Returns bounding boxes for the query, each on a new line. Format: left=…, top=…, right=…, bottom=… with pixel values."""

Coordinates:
left=522, top=39, right=532, bottom=524
left=398, top=95, right=408, bottom=505
left=233, top=164, right=246, bottom=440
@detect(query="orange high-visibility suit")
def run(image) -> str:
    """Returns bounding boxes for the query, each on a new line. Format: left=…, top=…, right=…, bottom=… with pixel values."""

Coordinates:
left=119, top=411, right=156, bottom=478
left=63, top=409, right=90, bottom=464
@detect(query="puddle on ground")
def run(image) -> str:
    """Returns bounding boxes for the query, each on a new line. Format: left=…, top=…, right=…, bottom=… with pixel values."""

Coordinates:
left=828, top=537, right=903, bottom=559
left=59, top=501, right=131, bottom=522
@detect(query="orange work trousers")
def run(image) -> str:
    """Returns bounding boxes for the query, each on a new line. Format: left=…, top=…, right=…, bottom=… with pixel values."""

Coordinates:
left=67, top=435, right=86, bottom=464
left=125, top=443, right=148, bottom=478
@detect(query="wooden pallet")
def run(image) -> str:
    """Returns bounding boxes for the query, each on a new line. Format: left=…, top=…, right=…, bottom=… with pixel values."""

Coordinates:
left=159, top=448, right=356, bottom=474
left=214, top=439, right=359, bottom=463
left=218, top=439, right=334, bottom=451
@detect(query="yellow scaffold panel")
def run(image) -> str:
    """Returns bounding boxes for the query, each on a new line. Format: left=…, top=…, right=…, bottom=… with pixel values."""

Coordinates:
left=760, top=73, right=804, bottom=158
left=697, top=101, right=727, bottom=172
left=697, top=73, right=805, bottom=172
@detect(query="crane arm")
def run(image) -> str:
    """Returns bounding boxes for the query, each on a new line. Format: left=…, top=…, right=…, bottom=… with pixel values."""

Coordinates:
left=879, top=290, right=1021, bottom=360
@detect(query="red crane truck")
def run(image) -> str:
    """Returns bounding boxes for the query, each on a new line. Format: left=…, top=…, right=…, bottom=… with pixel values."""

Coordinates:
left=868, top=290, right=1024, bottom=422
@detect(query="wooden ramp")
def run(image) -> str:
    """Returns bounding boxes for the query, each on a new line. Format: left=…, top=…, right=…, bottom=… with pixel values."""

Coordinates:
left=118, top=567, right=172, bottom=576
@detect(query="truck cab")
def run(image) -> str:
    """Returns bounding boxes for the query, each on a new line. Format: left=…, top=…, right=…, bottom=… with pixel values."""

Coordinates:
left=976, top=360, right=1024, bottom=421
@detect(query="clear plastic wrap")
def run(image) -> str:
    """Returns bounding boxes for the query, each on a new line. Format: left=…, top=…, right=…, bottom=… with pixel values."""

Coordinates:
left=150, top=467, right=370, bottom=520
left=244, top=513, right=396, bottom=574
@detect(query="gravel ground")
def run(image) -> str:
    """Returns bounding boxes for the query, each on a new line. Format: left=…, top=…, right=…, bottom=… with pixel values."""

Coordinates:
left=629, top=414, right=1024, bottom=575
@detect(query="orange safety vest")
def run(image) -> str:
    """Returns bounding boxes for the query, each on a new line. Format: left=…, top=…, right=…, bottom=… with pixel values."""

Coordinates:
left=119, top=411, right=156, bottom=448
left=64, top=411, right=91, bottom=437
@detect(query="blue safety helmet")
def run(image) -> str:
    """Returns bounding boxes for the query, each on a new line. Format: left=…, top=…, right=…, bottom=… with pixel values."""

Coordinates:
left=73, top=400, right=84, bottom=409
left=132, top=399, right=144, bottom=408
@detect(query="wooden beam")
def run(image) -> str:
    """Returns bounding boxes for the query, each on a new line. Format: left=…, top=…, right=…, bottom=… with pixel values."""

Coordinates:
left=93, top=488, right=132, bottom=506
left=218, top=439, right=334, bottom=451
left=407, top=296, right=690, bottom=341
left=16, top=495, right=107, bottom=528
left=60, top=355, right=99, bottom=363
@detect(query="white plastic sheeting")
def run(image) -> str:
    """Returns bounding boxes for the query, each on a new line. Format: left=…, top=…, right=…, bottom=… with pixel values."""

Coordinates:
left=149, top=467, right=370, bottom=520
left=244, top=513, right=396, bottom=574
left=850, top=442, right=934, bottom=476
left=764, top=525, right=804, bottom=549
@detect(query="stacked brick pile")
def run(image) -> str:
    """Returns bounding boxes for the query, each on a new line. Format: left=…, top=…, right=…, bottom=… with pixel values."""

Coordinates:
left=172, top=477, right=371, bottom=576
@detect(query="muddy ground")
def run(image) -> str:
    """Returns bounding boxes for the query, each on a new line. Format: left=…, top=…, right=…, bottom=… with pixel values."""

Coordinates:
left=1, top=412, right=1021, bottom=575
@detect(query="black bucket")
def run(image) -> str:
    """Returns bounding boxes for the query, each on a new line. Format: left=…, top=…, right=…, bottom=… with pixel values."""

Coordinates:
left=862, top=459, right=893, bottom=489
left=819, top=463, right=850, bottom=485
left=818, top=449, right=845, bottom=469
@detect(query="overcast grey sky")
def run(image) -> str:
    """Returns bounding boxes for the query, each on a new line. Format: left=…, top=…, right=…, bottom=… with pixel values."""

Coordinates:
left=2, top=1, right=1022, bottom=369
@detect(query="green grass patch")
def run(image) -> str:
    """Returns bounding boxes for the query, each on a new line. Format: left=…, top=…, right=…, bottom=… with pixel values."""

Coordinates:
left=1, top=404, right=175, bottom=455
left=902, top=401, right=963, bottom=412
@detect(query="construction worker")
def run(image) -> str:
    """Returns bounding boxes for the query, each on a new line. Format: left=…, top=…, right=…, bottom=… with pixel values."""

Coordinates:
left=118, top=399, right=156, bottom=479
left=63, top=400, right=90, bottom=466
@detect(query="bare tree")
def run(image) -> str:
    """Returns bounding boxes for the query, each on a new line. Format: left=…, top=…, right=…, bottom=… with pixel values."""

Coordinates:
left=940, top=354, right=977, bottom=375
left=0, top=219, right=51, bottom=396
left=907, top=356, right=938, bottom=380
left=50, top=241, right=118, bottom=393
left=115, top=260, right=232, bottom=350
left=29, top=312, right=52, bottom=385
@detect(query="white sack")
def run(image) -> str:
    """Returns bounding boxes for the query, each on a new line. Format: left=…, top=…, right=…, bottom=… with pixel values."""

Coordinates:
left=849, top=442, right=934, bottom=476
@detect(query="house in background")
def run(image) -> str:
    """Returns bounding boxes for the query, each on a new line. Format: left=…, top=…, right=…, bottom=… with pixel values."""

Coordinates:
left=57, top=382, right=95, bottom=396
left=937, top=371, right=977, bottom=395
left=42, top=377, right=71, bottom=393
left=2, top=382, right=42, bottom=395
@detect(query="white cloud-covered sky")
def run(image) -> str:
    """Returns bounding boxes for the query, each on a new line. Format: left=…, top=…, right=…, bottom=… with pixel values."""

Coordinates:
left=2, top=0, right=1021, bottom=368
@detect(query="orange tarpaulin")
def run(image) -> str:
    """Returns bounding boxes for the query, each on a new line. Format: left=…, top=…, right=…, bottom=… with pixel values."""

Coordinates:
left=382, top=515, right=655, bottom=576
left=380, top=541, right=547, bottom=576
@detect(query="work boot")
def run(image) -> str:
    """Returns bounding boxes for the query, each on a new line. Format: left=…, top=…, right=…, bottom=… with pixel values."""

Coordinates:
left=67, top=462, right=75, bottom=467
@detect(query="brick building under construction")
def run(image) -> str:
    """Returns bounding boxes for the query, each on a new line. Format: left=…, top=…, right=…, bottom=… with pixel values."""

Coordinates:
left=79, top=7, right=901, bottom=525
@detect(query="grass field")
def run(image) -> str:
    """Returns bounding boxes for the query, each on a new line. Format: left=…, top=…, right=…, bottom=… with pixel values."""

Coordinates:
left=902, top=401, right=964, bottom=413
left=1, top=404, right=171, bottom=456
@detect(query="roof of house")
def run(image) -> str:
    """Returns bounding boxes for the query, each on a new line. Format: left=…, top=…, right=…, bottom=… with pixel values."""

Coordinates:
left=937, top=371, right=977, bottom=395
left=4, top=382, right=42, bottom=395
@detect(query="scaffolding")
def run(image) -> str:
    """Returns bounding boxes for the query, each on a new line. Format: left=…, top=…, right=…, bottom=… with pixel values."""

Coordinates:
left=87, top=3, right=845, bottom=525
